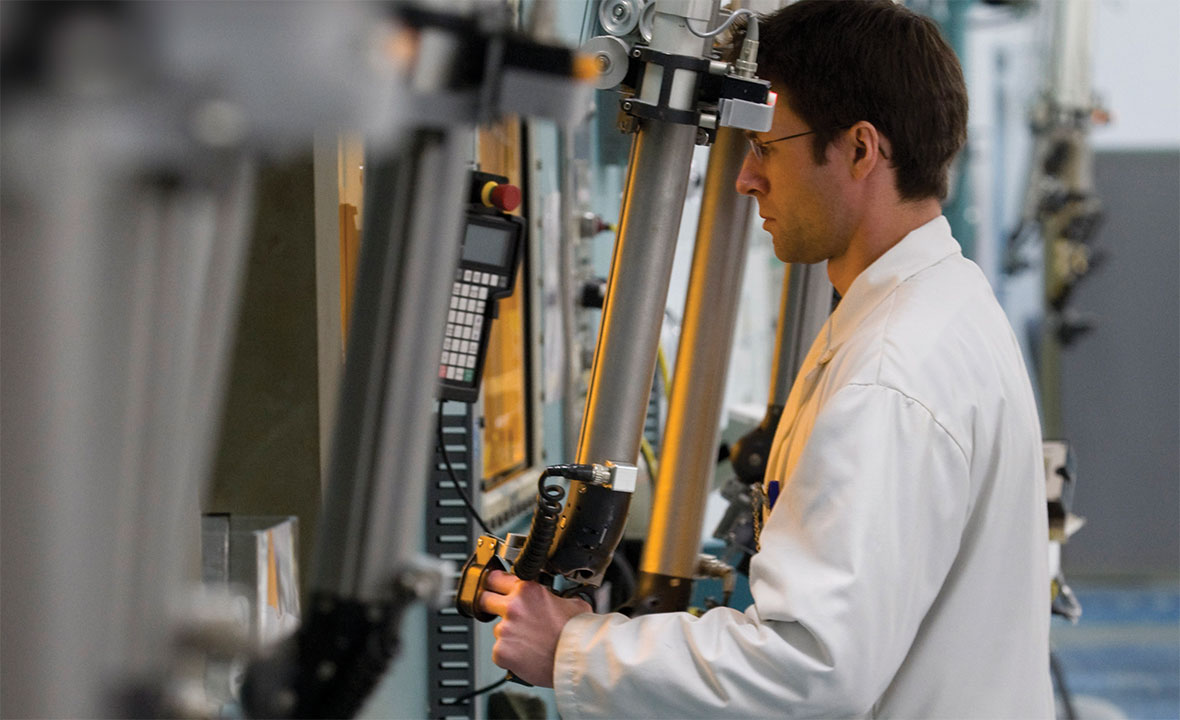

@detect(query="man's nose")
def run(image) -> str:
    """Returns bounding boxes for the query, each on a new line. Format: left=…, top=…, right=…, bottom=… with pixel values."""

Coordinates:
left=735, top=152, right=766, bottom=196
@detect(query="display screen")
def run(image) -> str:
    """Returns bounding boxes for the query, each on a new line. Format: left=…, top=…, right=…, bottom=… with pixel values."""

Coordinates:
left=461, top=222, right=514, bottom=269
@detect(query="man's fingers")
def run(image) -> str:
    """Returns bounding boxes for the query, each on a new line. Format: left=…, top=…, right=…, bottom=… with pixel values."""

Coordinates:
left=478, top=590, right=510, bottom=618
left=484, top=570, right=520, bottom=593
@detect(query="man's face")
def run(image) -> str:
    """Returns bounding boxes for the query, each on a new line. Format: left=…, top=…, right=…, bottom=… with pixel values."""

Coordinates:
left=736, top=93, right=855, bottom=264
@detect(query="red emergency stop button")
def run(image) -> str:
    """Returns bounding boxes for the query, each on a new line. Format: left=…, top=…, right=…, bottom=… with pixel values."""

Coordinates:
left=480, top=181, right=521, bottom=212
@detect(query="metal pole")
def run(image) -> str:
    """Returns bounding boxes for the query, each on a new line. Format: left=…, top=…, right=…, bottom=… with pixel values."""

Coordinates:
left=635, top=126, right=754, bottom=611
left=243, top=130, right=469, bottom=719
left=546, top=4, right=715, bottom=584
left=574, top=124, right=700, bottom=464
left=770, top=263, right=832, bottom=407
left=312, top=128, right=470, bottom=601
left=726, top=262, right=832, bottom=490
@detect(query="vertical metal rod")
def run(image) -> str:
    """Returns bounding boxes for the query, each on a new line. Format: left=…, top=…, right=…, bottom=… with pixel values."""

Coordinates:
left=637, top=127, right=754, bottom=605
left=311, top=128, right=470, bottom=601
left=546, top=122, right=699, bottom=581
left=769, top=263, right=832, bottom=407
left=559, top=125, right=582, bottom=459
left=548, top=2, right=714, bottom=584
left=574, top=122, right=699, bottom=465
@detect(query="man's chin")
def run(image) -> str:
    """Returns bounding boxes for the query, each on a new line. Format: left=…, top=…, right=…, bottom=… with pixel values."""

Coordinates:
left=772, top=243, right=823, bottom=265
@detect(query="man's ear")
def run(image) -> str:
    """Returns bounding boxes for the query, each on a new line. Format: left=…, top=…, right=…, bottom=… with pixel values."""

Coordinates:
left=848, top=121, right=881, bottom=181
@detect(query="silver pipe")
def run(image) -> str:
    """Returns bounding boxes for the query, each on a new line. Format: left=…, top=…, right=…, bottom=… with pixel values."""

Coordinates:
left=547, top=0, right=714, bottom=586
left=574, top=121, right=700, bottom=465
left=640, top=126, right=753, bottom=583
left=559, top=125, right=582, bottom=459
left=311, top=129, right=470, bottom=601
left=769, top=263, right=832, bottom=406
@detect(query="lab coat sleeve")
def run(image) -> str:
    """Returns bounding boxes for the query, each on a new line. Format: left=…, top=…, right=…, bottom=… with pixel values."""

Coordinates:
left=553, top=383, right=971, bottom=718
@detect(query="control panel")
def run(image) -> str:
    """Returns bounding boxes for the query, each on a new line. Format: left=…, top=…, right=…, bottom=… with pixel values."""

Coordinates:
left=438, top=171, right=524, bottom=403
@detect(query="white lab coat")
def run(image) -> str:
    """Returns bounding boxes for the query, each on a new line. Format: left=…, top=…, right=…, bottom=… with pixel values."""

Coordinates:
left=553, top=217, right=1053, bottom=718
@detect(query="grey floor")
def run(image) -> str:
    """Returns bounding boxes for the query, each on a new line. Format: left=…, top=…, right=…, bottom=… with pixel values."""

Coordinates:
left=1052, top=577, right=1180, bottom=720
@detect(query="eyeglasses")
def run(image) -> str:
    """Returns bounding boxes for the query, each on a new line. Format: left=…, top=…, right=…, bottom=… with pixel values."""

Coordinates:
left=746, top=129, right=820, bottom=161
left=745, top=124, right=857, bottom=161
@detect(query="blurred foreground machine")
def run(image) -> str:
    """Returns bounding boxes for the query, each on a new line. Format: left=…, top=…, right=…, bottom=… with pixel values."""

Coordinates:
left=241, top=6, right=592, bottom=719
left=1, top=2, right=590, bottom=717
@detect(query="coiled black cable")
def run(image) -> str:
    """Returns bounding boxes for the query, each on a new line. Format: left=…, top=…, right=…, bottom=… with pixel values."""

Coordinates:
left=512, top=469, right=567, bottom=581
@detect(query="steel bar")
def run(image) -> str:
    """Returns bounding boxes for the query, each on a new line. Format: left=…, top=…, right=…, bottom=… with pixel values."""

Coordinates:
left=638, top=126, right=754, bottom=601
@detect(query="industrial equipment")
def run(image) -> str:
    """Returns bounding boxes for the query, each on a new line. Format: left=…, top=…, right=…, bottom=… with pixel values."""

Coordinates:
left=1, top=1, right=592, bottom=717
left=451, top=1, right=781, bottom=640
left=241, top=6, right=591, bottom=718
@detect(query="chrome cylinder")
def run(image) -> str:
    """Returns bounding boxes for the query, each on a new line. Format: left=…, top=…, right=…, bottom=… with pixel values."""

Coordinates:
left=575, top=122, right=699, bottom=465
left=769, top=262, right=833, bottom=406
left=640, top=127, right=754, bottom=587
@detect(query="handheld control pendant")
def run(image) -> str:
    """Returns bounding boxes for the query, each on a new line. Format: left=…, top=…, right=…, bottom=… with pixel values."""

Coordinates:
left=438, top=171, right=525, bottom=403
left=455, top=462, right=637, bottom=619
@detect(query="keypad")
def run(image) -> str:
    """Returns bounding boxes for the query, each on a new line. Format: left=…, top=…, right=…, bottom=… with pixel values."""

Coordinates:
left=439, top=270, right=507, bottom=384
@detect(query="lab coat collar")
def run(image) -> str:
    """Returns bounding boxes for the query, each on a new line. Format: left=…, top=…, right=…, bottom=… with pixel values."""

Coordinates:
left=821, top=215, right=961, bottom=361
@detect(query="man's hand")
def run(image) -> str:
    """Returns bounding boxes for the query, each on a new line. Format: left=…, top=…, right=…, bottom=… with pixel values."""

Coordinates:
left=477, top=570, right=592, bottom=688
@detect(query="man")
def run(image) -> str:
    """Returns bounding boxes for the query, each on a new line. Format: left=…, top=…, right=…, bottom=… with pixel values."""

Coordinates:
left=479, top=1, right=1053, bottom=716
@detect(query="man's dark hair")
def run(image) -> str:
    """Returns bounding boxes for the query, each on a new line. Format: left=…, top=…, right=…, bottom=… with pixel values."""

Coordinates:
left=740, top=0, right=968, bottom=200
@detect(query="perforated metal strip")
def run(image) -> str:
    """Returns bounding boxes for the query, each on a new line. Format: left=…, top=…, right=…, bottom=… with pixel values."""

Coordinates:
left=427, top=401, right=478, bottom=719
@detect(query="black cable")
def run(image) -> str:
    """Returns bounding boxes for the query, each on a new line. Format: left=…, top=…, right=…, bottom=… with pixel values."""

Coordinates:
left=436, top=400, right=494, bottom=536
left=512, top=471, right=566, bottom=581
left=442, top=674, right=512, bottom=705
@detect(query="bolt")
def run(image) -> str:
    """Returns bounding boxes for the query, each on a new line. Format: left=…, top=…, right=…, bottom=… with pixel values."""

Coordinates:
left=614, top=4, right=625, bottom=19
left=596, top=55, right=610, bottom=72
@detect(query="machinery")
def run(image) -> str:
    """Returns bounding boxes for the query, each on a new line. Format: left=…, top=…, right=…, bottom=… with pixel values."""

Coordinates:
left=11, top=0, right=1028, bottom=717
left=240, top=6, right=592, bottom=718
left=452, top=0, right=781, bottom=635
left=2, top=2, right=591, bottom=717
